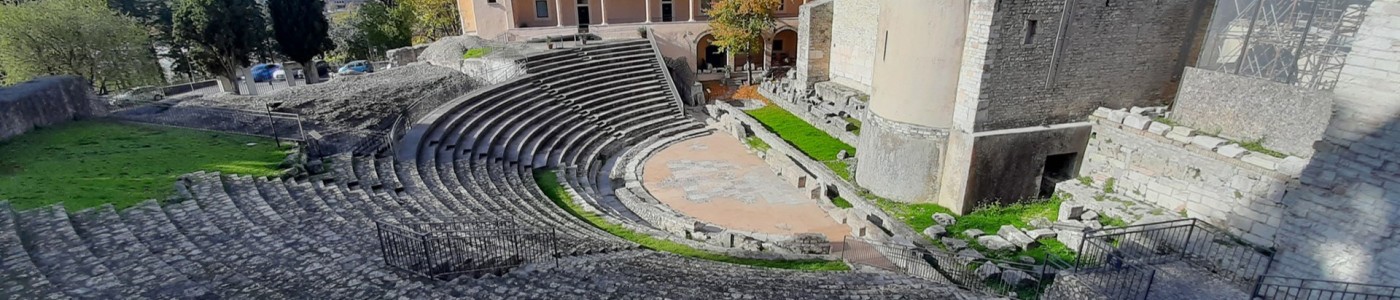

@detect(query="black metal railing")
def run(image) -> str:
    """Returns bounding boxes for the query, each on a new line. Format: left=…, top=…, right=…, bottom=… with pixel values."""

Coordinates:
left=1046, top=260, right=1158, bottom=300
left=1252, top=275, right=1400, bottom=300
left=841, top=236, right=1058, bottom=299
left=377, top=218, right=558, bottom=280
left=1073, top=218, right=1274, bottom=290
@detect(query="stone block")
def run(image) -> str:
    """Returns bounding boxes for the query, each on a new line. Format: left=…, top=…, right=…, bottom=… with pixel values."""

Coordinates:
left=941, top=237, right=968, bottom=251
left=998, top=225, right=1038, bottom=250
left=975, top=263, right=1001, bottom=281
left=1027, top=229, right=1058, bottom=240
left=1080, top=210, right=1100, bottom=221
left=964, top=229, right=985, bottom=238
left=1057, top=203, right=1085, bottom=221
left=1147, top=122, right=1172, bottom=135
left=922, top=225, right=947, bottom=238
left=1166, top=127, right=1197, bottom=141
left=1106, top=110, right=1131, bottom=123
left=1122, top=115, right=1152, bottom=130
left=956, top=249, right=985, bottom=265
left=1129, top=106, right=1150, bottom=115
left=977, top=235, right=1016, bottom=251
left=1278, top=156, right=1309, bottom=177
left=1056, top=230, right=1084, bottom=250
left=932, top=213, right=956, bottom=226
left=1217, top=144, right=1249, bottom=158
left=1242, top=153, right=1281, bottom=170
left=1191, top=135, right=1228, bottom=150
left=1091, top=107, right=1117, bottom=119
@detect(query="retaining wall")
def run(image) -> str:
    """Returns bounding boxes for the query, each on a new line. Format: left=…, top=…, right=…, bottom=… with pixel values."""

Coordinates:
left=1171, top=67, right=1331, bottom=157
left=0, top=76, right=107, bottom=141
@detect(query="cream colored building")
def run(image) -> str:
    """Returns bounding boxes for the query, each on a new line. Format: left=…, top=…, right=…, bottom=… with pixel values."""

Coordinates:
left=456, top=0, right=808, bottom=75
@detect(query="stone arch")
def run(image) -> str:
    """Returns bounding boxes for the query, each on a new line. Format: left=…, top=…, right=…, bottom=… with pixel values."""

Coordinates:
left=696, top=33, right=727, bottom=72
left=770, top=28, right=799, bottom=67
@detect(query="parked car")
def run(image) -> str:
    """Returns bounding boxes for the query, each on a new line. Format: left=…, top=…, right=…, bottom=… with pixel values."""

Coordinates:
left=337, top=60, right=374, bottom=75
left=273, top=69, right=288, bottom=81
left=251, top=64, right=281, bottom=82
left=109, top=86, right=165, bottom=107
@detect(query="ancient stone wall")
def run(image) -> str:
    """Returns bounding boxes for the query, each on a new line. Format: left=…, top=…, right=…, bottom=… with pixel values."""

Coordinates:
left=1076, top=108, right=1296, bottom=247
left=794, top=0, right=833, bottom=91
left=1267, top=0, right=1400, bottom=284
left=1172, top=67, right=1331, bottom=157
left=0, top=76, right=106, bottom=141
left=826, top=0, right=878, bottom=93
left=968, top=0, right=1208, bottom=132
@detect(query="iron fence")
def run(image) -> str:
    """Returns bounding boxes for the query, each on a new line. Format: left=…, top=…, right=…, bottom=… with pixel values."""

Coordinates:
left=1073, top=218, right=1274, bottom=291
left=1252, top=275, right=1400, bottom=300
left=1045, top=261, right=1158, bottom=300
left=110, top=102, right=306, bottom=147
left=377, top=218, right=558, bottom=280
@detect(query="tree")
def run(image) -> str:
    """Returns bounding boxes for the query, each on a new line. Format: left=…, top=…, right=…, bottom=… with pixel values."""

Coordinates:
left=400, top=0, right=458, bottom=43
left=327, top=11, right=372, bottom=63
left=0, top=0, right=162, bottom=92
left=269, top=0, right=335, bottom=84
left=705, top=0, right=781, bottom=80
left=354, top=1, right=413, bottom=59
left=172, top=0, right=267, bottom=94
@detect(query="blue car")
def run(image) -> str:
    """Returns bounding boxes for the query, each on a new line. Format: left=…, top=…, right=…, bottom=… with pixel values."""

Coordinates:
left=251, top=64, right=281, bottom=82
left=338, top=60, right=374, bottom=75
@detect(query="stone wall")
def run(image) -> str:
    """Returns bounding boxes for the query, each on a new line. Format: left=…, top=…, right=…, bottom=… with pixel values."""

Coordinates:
left=966, top=0, right=1209, bottom=132
left=794, top=0, right=833, bottom=91
left=1074, top=107, right=1298, bottom=247
left=756, top=79, right=863, bottom=146
left=1171, top=67, right=1332, bottom=157
left=1267, top=0, right=1400, bottom=284
left=826, top=0, right=878, bottom=93
left=0, top=76, right=106, bottom=141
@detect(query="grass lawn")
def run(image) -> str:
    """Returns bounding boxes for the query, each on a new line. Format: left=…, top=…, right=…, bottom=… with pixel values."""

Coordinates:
left=534, top=170, right=848, bottom=271
left=462, top=48, right=492, bottom=59
left=0, top=121, right=290, bottom=211
left=870, top=192, right=1077, bottom=264
left=744, top=105, right=855, bottom=161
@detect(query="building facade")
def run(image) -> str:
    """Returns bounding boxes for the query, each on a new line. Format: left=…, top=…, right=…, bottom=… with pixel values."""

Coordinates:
left=457, top=0, right=811, bottom=75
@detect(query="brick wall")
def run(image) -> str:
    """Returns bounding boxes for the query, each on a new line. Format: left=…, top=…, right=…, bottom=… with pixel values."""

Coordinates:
left=826, top=0, right=878, bottom=93
left=967, top=0, right=1207, bottom=132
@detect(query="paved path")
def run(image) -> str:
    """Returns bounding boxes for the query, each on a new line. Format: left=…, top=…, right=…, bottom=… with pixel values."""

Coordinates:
left=641, top=133, right=851, bottom=240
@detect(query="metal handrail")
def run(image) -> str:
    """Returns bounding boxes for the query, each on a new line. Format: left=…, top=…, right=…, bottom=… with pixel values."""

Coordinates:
left=1252, top=275, right=1400, bottom=300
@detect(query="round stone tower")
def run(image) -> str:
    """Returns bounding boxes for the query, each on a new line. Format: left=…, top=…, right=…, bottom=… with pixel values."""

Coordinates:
left=854, top=0, right=969, bottom=203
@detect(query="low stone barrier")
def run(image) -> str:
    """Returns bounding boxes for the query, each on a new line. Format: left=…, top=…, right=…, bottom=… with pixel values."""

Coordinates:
left=0, top=76, right=107, bottom=141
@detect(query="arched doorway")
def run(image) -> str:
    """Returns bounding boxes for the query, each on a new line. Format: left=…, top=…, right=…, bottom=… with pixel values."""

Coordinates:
left=771, top=29, right=798, bottom=67
left=697, top=34, right=727, bottom=72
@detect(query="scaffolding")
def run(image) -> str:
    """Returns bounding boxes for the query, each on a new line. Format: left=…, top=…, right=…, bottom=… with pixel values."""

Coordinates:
left=1196, top=0, right=1371, bottom=91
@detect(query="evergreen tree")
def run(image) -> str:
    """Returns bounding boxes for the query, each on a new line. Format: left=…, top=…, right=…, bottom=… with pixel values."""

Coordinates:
left=269, top=0, right=335, bottom=83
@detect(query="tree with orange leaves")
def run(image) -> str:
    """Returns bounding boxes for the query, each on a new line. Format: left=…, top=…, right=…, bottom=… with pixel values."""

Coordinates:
left=705, top=0, right=781, bottom=80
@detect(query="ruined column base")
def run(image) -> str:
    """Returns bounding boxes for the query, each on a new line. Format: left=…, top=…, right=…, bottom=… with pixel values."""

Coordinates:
left=853, top=112, right=950, bottom=203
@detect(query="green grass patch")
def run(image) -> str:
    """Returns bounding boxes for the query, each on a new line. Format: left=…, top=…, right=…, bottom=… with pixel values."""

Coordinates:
left=1153, top=117, right=1177, bottom=126
left=462, top=47, right=492, bottom=59
left=829, top=196, right=853, bottom=209
left=822, top=160, right=851, bottom=181
left=1099, top=215, right=1129, bottom=227
left=0, top=121, right=289, bottom=211
left=533, top=170, right=848, bottom=271
left=743, top=136, right=770, bottom=152
left=1102, top=178, right=1116, bottom=194
left=1239, top=139, right=1287, bottom=158
left=870, top=193, right=1076, bottom=263
left=744, top=105, right=855, bottom=161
